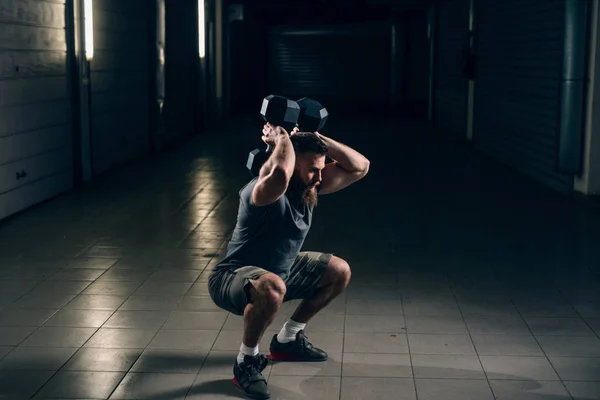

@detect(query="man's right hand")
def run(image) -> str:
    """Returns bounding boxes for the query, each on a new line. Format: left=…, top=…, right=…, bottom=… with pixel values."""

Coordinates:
left=262, top=123, right=288, bottom=147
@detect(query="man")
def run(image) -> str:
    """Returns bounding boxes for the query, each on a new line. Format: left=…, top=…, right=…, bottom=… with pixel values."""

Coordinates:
left=208, top=122, right=370, bottom=399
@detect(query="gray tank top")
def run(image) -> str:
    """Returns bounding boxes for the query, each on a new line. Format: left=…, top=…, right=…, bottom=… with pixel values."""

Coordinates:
left=215, top=177, right=313, bottom=279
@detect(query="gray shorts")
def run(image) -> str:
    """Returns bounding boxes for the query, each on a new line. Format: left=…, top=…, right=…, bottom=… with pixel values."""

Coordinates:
left=208, top=251, right=332, bottom=316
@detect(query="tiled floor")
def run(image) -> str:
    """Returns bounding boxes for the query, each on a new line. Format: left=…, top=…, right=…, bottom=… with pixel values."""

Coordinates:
left=0, top=114, right=599, bottom=399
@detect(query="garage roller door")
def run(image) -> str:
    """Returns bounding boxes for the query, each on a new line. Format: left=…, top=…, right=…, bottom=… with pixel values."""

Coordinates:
left=267, top=23, right=390, bottom=114
left=0, top=0, right=74, bottom=220
left=90, top=0, right=151, bottom=176
left=473, top=0, right=573, bottom=193
left=433, top=0, right=470, bottom=137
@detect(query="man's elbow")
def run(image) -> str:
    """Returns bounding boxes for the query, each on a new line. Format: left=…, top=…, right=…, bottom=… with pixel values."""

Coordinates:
left=359, top=159, right=370, bottom=176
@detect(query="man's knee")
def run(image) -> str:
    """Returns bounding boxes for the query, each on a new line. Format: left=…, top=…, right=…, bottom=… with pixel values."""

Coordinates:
left=250, top=273, right=286, bottom=308
left=327, top=256, right=352, bottom=287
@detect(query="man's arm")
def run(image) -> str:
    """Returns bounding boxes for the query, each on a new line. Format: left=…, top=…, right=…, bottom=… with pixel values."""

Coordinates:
left=252, top=130, right=295, bottom=206
left=316, top=132, right=370, bottom=195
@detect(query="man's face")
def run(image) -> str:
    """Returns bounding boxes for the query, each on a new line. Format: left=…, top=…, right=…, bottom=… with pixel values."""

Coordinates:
left=290, top=152, right=326, bottom=207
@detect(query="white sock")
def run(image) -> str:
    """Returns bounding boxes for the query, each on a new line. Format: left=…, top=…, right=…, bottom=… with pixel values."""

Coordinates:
left=237, top=343, right=259, bottom=364
left=276, top=319, right=306, bottom=343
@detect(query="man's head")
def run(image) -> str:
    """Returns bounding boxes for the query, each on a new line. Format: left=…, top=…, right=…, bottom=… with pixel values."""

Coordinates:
left=288, top=132, right=328, bottom=207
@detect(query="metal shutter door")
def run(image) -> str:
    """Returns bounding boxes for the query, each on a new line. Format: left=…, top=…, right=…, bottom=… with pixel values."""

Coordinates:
left=90, top=0, right=150, bottom=176
left=473, top=0, right=573, bottom=193
left=0, top=0, right=74, bottom=221
left=433, top=0, right=470, bottom=137
left=267, top=23, right=390, bottom=114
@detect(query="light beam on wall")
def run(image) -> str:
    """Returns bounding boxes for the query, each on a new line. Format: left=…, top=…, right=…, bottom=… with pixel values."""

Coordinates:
left=84, top=0, right=94, bottom=60
left=198, top=0, right=205, bottom=58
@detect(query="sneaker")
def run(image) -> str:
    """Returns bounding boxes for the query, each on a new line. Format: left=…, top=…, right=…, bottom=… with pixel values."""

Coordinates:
left=233, top=354, right=270, bottom=399
left=268, top=330, right=328, bottom=362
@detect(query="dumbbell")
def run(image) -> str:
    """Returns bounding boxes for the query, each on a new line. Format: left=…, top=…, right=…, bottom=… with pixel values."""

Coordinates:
left=246, top=95, right=329, bottom=177
left=246, top=95, right=301, bottom=177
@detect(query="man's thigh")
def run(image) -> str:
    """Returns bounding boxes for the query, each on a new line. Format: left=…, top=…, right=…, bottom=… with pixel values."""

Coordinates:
left=283, top=251, right=332, bottom=302
left=209, top=266, right=269, bottom=316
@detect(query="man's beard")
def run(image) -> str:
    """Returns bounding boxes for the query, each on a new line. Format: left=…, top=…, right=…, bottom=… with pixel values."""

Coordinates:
left=289, top=174, right=319, bottom=207
left=302, top=186, right=318, bottom=207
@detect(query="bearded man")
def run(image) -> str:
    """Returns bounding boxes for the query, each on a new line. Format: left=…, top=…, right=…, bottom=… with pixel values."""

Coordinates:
left=208, top=122, right=370, bottom=399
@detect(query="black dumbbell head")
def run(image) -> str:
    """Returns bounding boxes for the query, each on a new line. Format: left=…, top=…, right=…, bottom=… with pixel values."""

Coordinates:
left=297, top=97, right=328, bottom=133
left=247, top=148, right=268, bottom=177
left=260, top=95, right=300, bottom=132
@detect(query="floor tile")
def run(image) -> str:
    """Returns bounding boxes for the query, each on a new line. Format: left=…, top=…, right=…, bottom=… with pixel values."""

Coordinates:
left=34, top=371, right=126, bottom=398
left=96, top=268, right=154, bottom=282
left=405, top=315, right=468, bottom=334
left=0, top=345, right=13, bottom=359
left=62, top=347, right=143, bottom=372
left=345, top=314, right=405, bottom=333
left=564, top=381, right=600, bottom=400
left=21, top=327, right=96, bottom=347
left=43, top=309, right=113, bottom=328
left=131, top=348, right=208, bottom=373
left=29, top=280, right=92, bottom=294
left=588, top=318, right=600, bottom=335
left=411, top=354, right=486, bottom=379
left=147, top=329, right=219, bottom=350
left=490, top=380, right=573, bottom=400
left=459, top=298, right=520, bottom=318
left=340, top=377, right=416, bottom=400
left=0, top=346, right=77, bottom=370
left=268, top=375, right=342, bottom=400
left=84, top=327, right=157, bottom=349
left=402, top=296, right=462, bottom=317
left=471, top=334, right=544, bottom=356
left=48, top=268, right=106, bottom=281
left=407, top=334, right=476, bottom=355
left=103, top=310, right=171, bottom=329
left=514, top=298, right=580, bottom=318
left=12, top=292, right=76, bottom=309
left=415, top=378, right=494, bottom=400
left=525, top=317, right=597, bottom=336
left=343, top=332, right=409, bottom=353
left=345, top=299, right=402, bottom=315
left=0, top=370, right=54, bottom=399
left=162, top=311, right=228, bottom=330
left=118, top=294, right=183, bottom=310
left=536, top=335, right=600, bottom=357
left=342, top=352, right=412, bottom=377
left=0, top=308, right=58, bottom=326
left=0, top=326, right=39, bottom=345
left=465, top=316, right=531, bottom=335
left=549, top=357, right=600, bottom=381
left=109, top=372, right=199, bottom=399
left=480, top=355, right=560, bottom=381
left=83, top=281, right=142, bottom=296
left=63, top=294, right=128, bottom=310
left=177, top=296, right=226, bottom=312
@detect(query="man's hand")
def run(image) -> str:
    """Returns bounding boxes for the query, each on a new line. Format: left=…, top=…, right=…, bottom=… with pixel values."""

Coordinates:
left=314, top=131, right=370, bottom=195
left=262, top=123, right=288, bottom=147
